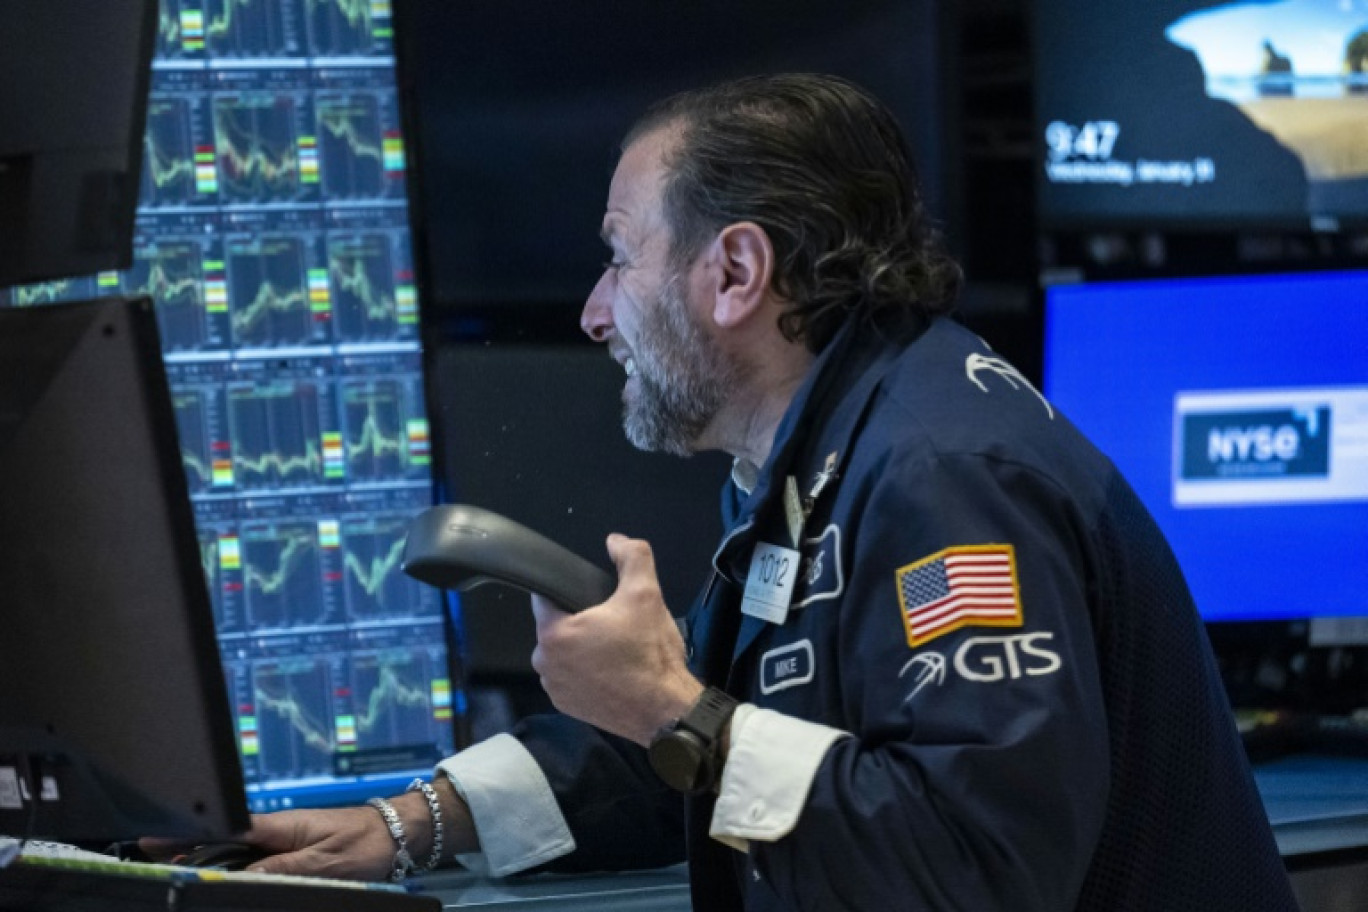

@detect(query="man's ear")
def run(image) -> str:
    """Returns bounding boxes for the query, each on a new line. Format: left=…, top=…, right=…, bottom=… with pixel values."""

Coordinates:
left=709, top=222, right=775, bottom=328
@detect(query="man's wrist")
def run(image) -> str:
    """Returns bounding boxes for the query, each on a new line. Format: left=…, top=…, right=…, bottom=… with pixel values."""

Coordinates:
left=366, top=796, right=414, bottom=882
left=642, top=676, right=705, bottom=746
left=649, top=686, right=740, bottom=793
left=391, top=774, right=478, bottom=867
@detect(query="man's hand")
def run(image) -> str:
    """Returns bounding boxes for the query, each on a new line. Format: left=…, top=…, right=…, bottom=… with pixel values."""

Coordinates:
left=531, top=534, right=703, bottom=746
left=140, top=776, right=477, bottom=880
left=236, top=805, right=405, bottom=880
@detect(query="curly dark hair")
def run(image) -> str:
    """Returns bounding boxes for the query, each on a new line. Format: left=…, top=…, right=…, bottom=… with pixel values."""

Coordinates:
left=624, top=72, right=962, bottom=353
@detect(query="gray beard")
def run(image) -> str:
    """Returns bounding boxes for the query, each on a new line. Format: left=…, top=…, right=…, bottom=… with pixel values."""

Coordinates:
left=621, top=281, right=733, bottom=457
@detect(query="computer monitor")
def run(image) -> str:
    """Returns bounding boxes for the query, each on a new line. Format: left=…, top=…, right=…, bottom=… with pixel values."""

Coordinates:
left=0, top=1, right=156, bottom=286
left=1043, top=269, right=1368, bottom=625
left=0, top=296, right=249, bottom=843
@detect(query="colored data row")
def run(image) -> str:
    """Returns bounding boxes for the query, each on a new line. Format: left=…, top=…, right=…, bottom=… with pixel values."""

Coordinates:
left=140, top=68, right=406, bottom=208
left=2, top=214, right=417, bottom=350
left=159, top=0, right=395, bottom=60
left=169, top=356, right=431, bottom=495
left=224, top=638, right=455, bottom=790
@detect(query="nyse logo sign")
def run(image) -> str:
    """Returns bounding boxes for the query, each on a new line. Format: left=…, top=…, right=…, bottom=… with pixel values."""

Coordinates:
left=901, top=633, right=1062, bottom=703
left=1173, top=388, right=1366, bottom=507
left=1180, top=406, right=1330, bottom=480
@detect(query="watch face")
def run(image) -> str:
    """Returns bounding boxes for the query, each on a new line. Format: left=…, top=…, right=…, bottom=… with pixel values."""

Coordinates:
left=649, top=728, right=711, bottom=793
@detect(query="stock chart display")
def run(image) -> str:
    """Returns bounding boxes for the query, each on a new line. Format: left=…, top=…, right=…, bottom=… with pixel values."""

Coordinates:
left=0, top=0, right=458, bottom=811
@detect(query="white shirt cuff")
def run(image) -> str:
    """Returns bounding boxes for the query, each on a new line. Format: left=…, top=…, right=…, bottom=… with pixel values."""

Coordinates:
left=710, top=705, right=850, bottom=853
left=436, top=733, right=576, bottom=877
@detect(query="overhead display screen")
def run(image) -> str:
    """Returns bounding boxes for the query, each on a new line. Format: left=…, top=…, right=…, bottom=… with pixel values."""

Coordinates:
left=1034, top=0, right=1368, bottom=229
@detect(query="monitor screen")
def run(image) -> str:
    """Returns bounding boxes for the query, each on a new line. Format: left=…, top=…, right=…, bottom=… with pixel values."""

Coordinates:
left=0, top=297, right=249, bottom=843
left=1032, top=0, right=1368, bottom=230
left=0, top=0, right=462, bottom=813
left=395, top=0, right=953, bottom=311
left=1043, top=269, right=1368, bottom=623
left=0, top=1, right=156, bottom=286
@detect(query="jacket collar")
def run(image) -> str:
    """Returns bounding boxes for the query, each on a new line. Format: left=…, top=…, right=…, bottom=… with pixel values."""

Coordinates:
left=708, top=316, right=918, bottom=662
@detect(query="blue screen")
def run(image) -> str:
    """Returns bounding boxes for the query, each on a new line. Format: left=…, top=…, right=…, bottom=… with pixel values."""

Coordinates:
left=1044, top=270, right=1368, bottom=622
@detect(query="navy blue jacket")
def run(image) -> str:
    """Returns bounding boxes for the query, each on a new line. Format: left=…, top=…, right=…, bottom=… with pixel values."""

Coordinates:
left=514, top=316, right=1297, bottom=911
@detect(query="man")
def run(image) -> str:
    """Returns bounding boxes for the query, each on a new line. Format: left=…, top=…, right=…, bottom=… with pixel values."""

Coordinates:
left=226, top=74, right=1296, bottom=910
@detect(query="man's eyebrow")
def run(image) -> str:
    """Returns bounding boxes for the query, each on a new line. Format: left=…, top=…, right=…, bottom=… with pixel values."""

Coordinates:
left=600, top=213, right=627, bottom=248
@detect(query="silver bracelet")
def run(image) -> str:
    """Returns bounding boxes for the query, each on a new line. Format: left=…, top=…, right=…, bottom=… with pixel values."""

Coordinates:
left=406, top=778, right=444, bottom=870
left=366, top=796, right=414, bottom=883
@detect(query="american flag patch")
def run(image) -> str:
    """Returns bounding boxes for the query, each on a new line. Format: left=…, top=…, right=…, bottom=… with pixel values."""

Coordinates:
left=895, top=545, right=1022, bottom=648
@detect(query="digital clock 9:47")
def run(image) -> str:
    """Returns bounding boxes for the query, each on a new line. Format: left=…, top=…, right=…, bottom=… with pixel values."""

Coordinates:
left=1045, top=120, right=1120, bottom=161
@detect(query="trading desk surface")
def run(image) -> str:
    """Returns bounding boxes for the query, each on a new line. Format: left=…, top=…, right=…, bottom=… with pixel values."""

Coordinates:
left=417, top=865, right=689, bottom=911
left=1254, top=755, right=1368, bottom=857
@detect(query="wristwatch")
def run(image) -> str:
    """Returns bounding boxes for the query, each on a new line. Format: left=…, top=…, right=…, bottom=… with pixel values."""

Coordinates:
left=648, top=686, right=739, bottom=794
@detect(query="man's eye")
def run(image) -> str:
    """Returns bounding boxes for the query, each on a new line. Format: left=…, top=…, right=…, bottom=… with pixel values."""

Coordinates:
left=603, top=260, right=625, bottom=271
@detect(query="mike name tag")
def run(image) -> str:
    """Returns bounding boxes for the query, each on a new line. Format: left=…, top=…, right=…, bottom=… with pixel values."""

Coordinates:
left=760, top=639, right=814, bottom=695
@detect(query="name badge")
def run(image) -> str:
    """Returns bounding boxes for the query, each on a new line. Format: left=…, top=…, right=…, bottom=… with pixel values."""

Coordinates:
left=740, top=541, right=800, bottom=625
left=761, top=640, right=814, bottom=694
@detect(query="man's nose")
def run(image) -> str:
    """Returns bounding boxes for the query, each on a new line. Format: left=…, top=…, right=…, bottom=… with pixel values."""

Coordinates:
left=581, top=271, right=614, bottom=342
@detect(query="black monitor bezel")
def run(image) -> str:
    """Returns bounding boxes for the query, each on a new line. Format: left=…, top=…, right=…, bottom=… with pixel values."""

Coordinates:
left=0, top=296, right=249, bottom=843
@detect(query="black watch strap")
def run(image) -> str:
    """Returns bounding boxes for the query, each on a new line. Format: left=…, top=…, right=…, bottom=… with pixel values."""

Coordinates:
left=681, top=687, right=737, bottom=742
left=648, top=687, right=739, bottom=794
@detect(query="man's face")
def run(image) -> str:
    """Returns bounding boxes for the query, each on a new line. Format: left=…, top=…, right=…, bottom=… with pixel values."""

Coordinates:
left=619, top=268, right=732, bottom=456
left=582, top=129, right=736, bottom=456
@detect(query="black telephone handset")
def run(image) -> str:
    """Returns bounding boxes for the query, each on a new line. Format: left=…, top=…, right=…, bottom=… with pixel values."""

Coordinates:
left=402, top=504, right=616, bottom=612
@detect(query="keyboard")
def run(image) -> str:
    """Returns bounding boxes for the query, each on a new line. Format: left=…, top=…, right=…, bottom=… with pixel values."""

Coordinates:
left=0, top=847, right=441, bottom=911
